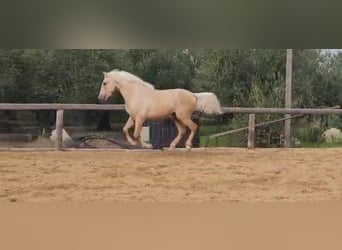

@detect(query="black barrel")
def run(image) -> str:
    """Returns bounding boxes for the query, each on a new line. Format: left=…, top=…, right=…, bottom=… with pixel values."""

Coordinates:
left=149, top=112, right=201, bottom=149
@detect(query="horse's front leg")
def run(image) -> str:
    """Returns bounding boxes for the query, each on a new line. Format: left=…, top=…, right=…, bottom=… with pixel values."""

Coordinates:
left=134, top=117, right=152, bottom=149
left=123, top=116, right=137, bottom=145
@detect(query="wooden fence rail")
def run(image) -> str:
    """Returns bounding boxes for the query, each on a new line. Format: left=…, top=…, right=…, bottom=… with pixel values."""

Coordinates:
left=0, top=104, right=126, bottom=110
left=1, top=103, right=341, bottom=150
left=1, top=103, right=342, bottom=114
left=220, top=107, right=342, bottom=115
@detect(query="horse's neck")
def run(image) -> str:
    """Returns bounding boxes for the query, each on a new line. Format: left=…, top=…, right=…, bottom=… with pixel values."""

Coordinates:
left=118, top=83, right=141, bottom=105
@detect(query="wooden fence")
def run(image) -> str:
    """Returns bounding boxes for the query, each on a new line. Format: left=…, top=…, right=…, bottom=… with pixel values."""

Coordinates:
left=207, top=106, right=341, bottom=149
left=1, top=103, right=341, bottom=150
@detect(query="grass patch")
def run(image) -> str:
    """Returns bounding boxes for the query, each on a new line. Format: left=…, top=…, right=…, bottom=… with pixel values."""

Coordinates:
left=299, top=141, right=342, bottom=148
left=199, top=124, right=247, bottom=147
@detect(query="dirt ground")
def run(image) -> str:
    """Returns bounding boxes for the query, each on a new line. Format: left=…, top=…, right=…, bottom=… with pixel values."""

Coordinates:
left=0, top=148, right=341, bottom=202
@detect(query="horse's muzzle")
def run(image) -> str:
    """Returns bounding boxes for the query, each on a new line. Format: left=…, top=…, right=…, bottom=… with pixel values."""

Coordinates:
left=98, top=94, right=108, bottom=103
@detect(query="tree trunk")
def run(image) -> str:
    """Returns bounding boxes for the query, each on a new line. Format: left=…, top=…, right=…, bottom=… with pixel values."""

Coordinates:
left=267, top=128, right=272, bottom=147
left=318, top=115, right=328, bottom=142
left=306, top=115, right=313, bottom=142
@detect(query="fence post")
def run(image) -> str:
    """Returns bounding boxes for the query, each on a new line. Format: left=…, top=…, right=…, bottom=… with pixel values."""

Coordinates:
left=55, top=109, right=64, bottom=151
left=248, top=114, right=256, bottom=149
left=284, top=49, right=293, bottom=148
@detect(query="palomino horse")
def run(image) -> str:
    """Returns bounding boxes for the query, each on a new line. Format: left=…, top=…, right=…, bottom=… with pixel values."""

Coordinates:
left=98, top=70, right=222, bottom=149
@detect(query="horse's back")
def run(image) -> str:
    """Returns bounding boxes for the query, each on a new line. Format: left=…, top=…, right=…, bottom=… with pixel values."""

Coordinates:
left=157, top=88, right=195, bottom=102
left=157, top=88, right=195, bottom=98
left=155, top=88, right=197, bottom=115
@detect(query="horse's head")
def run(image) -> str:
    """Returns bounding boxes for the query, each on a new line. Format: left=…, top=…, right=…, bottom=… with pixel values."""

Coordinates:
left=98, top=72, right=118, bottom=103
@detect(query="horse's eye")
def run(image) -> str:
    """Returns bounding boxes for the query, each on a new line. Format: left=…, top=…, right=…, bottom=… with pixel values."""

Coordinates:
left=103, top=82, right=107, bottom=86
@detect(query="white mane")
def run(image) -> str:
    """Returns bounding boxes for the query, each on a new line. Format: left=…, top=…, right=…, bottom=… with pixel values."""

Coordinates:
left=109, top=70, right=154, bottom=89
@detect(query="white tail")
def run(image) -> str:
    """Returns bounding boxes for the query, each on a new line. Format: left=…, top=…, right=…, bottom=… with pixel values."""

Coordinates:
left=194, top=92, right=223, bottom=115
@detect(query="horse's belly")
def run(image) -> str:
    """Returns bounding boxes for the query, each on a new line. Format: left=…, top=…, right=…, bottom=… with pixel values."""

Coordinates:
left=125, top=104, right=131, bottom=115
left=146, top=105, right=174, bottom=120
left=148, top=113, right=173, bottom=120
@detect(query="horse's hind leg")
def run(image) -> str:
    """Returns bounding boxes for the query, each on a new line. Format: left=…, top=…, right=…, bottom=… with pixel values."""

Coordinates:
left=180, top=118, right=198, bottom=150
left=169, top=119, right=186, bottom=149
left=123, top=116, right=137, bottom=145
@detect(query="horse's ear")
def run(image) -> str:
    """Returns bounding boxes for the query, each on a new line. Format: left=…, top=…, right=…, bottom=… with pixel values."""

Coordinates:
left=103, top=72, right=107, bottom=76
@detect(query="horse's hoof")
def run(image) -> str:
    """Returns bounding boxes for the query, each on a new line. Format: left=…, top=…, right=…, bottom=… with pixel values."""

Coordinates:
left=186, top=145, right=192, bottom=150
left=130, top=141, right=138, bottom=146
left=143, top=143, right=153, bottom=149
left=169, top=145, right=176, bottom=150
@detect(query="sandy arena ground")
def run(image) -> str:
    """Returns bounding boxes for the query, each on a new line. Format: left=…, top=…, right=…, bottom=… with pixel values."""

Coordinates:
left=0, top=148, right=341, bottom=202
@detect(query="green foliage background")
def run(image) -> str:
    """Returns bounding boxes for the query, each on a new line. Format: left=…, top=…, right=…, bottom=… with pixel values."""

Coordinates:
left=1, top=49, right=342, bottom=146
